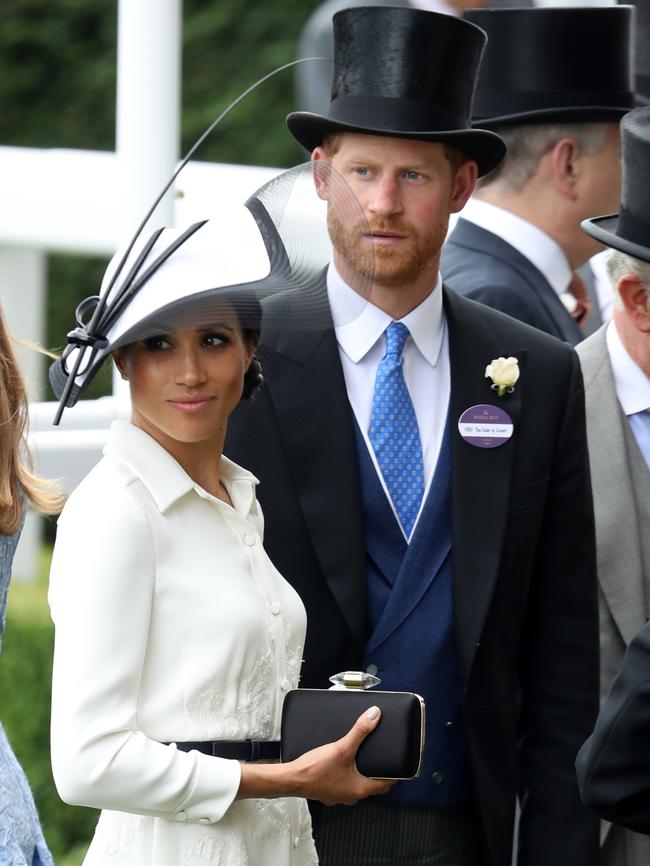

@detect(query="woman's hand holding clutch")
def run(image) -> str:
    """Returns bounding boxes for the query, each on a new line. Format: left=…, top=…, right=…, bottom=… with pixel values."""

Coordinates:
left=237, top=707, right=394, bottom=805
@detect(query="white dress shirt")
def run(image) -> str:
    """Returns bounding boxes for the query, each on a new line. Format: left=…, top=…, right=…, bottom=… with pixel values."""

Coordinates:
left=49, top=421, right=316, bottom=866
left=328, top=264, right=450, bottom=539
left=461, top=198, right=574, bottom=301
left=606, top=320, right=650, bottom=470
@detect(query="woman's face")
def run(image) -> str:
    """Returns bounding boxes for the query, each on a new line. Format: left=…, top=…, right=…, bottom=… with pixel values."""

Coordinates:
left=113, top=315, right=254, bottom=457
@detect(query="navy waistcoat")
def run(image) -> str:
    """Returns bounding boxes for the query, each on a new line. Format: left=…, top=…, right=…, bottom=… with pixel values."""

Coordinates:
left=353, top=418, right=472, bottom=805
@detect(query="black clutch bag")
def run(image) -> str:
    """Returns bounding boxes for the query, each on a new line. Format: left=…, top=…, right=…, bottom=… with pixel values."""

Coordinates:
left=280, top=672, right=426, bottom=780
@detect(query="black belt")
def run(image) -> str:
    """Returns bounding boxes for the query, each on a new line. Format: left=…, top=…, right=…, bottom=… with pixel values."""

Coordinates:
left=172, top=739, right=281, bottom=761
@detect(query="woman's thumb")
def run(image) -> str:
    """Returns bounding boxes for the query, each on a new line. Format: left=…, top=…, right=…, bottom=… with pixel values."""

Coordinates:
left=344, top=705, right=382, bottom=752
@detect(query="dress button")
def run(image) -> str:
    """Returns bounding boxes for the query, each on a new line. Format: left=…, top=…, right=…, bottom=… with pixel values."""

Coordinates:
left=198, top=817, right=210, bottom=825
left=444, top=720, right=454, bottom=729
left=243, top=532, right=256, bottom=546
left=176, top=811, right=187, bottom=821
left=270, top=602, right=282, bottom=615
left=431, top=771, right=444, bottom=785
left=366, top=663, right=378, bottom=676
left=281, top=679, right=291, bottom=691
left=293, top=836, right=301, bottom=848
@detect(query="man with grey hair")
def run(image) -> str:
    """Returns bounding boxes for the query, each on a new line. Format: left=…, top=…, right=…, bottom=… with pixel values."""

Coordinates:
left=575, top=106, right=650, bottom=866
left=441, top=6, right=636, bottom=346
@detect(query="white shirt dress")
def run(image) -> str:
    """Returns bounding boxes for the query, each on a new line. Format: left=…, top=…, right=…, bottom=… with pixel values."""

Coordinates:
left=49, top=421, right=317, bottom=866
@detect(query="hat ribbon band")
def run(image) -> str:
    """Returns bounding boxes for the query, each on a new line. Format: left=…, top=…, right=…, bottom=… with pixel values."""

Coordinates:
left=329, top=95, right=467, bottom=133
left=617, top=205, right=650, bottom=249
left=474, top=89, right=635, bottom=119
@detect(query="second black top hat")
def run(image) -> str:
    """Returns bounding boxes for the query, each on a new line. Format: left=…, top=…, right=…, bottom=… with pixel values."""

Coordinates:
left=287, top=6, right=506, bottom=176
left=582, top=107, right=650, bottom=264
left=465, top=5, right=636, bottom=127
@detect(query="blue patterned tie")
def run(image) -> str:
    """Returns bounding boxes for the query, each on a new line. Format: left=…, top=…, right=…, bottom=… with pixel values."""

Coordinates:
left=368, top=322, right=424, bottom=538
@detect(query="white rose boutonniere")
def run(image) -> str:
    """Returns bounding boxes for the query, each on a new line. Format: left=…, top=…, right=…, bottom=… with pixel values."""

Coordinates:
left=485, top=356, right=519, bottom=397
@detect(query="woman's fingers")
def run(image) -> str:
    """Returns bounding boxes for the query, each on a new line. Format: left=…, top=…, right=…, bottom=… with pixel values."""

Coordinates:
left=338, top=705, right=381, bottom=756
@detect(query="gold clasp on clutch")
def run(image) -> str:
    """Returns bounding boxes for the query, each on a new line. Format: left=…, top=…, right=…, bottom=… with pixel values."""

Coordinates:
left=329, top=671, right=381, bottom=690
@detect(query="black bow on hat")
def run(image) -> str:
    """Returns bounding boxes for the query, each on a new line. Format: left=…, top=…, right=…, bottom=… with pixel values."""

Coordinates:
left=287, top=5, right=506, bottom=177
left=582, top=107, right=650, bottom=263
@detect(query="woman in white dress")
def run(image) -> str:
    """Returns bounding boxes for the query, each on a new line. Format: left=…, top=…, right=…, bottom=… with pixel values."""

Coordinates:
left=48, top=209, right=391, bottom=865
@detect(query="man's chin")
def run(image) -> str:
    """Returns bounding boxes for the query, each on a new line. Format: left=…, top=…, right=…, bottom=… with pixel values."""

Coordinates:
left=372, top=256, right=423, bottom=289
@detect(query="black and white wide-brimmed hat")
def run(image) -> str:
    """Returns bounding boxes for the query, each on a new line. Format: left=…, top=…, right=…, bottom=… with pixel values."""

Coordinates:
left=287, top=5, right=506, bottom=177
left=465, top=5, right=636, bottom=128
left=582, top=107, right=650, bottom=264
left=50, top=162, right=375, bottom=419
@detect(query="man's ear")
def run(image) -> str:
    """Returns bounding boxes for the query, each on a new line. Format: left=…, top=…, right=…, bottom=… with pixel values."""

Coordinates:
left=112, top=349, right=128, bottom=380
left=550, top=137, right=580, bottom=201
left=450, top=160, right=478, bottom=213
left=618, top=273, right=650, bottom=333
left=311, top=148, right=331, bottom=201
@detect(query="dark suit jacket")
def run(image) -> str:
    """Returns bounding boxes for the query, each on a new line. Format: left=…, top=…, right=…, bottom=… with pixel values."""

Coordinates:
left=442, top=218, right=583, bottom=345
left=226, top=280, right=599, bottom=866
left=577, top=619, right=650, bottom=836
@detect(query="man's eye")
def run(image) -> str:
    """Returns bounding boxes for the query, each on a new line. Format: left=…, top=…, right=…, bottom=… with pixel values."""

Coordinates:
left=405, top=171, right=422, bottom=181
left=353, top=167, right=370, bottom=177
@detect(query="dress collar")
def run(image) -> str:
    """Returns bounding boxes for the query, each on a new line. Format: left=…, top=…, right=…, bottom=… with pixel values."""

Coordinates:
left=103, top=420, right=259, bottom=515
left=461, top=198, right=573, bottom=298
left=327, top=262, right=445, bottom=366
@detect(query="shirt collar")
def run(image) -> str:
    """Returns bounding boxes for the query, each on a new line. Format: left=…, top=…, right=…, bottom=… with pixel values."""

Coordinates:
left=606, top=320, right=650, bottom=416
left=461, top=198, right=573, bottom=298
left=327, top=262, right=445, bottom=367
left=104, top=420, right=259, bottom=515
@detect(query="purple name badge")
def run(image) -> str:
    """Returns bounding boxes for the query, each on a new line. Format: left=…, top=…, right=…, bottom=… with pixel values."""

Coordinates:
left=458, top=404, right=513, bottom=449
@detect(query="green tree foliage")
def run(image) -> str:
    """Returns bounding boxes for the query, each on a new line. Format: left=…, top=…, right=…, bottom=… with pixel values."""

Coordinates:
left=182, top=0, right=310, bottom=168
left=1, top=1, right=117, bottom=151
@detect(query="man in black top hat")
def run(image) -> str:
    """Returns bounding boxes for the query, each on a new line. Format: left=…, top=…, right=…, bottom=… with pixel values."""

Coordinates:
left=227, top=6, right=599, bottom=865
left=441, top=6, right=636, bottom=347
left=573, top=106, right=650, bottom=866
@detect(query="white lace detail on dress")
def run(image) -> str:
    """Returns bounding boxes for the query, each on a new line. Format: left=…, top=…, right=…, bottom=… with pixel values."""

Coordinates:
left=100, top=813, right=144, bottom=857
left=183, top=646, right=274, bottom=740
left=182, top=831, right=248, bottom=865
left=283, top=619, right=305, bottom=687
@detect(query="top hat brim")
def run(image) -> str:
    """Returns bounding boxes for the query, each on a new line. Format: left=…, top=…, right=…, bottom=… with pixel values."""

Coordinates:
left=582, top=214, right=650, bottom=264
left=287, top=112, right=506, bottom=177
left=473, top=104, right=634, bottom=130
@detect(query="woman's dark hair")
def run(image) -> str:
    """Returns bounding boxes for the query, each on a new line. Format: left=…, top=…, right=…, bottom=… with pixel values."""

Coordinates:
left=241, top=332, right=263, bottom=401
left=233, top=292, right=263, bottom=401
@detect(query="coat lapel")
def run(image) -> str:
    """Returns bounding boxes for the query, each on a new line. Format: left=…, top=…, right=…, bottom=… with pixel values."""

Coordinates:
left=450, top=220, right=582, bottom=345
left=261, top=280, right=368, bottom=643
left=444, top=287, right=524, bottom=680
left=578, top=328, right=646, bottom=644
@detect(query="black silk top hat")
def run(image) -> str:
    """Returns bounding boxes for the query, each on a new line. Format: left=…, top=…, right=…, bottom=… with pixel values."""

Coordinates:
left=465, top=5, right=636, bottom=127
left=286, top=5, right=506, bottom=177
left=582, top=107, right=650, bottom=263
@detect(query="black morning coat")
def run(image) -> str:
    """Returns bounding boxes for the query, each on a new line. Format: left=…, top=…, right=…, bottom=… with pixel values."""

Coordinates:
left=225, top=278, right=600, bottom=866
left=442, top=218, right=584, bottom=346
left=577, top=618, right=650, bottom=836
